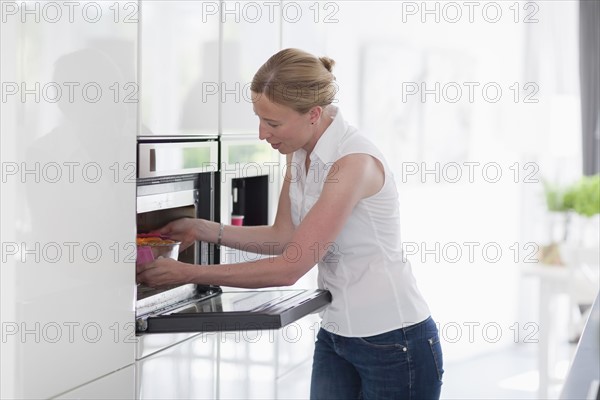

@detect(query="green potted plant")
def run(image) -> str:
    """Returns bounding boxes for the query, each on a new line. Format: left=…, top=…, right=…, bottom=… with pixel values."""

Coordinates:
left=543, top=180, right=576, bottom=241
left=540, top=174, right=600, bottom=264
left=569, top=174, right=600, bottom=249
left=572, top=175, right=600, bottom=218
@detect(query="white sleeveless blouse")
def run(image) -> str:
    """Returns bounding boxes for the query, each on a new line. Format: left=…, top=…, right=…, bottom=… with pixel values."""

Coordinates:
left=289, top=107, right=431, bottom=337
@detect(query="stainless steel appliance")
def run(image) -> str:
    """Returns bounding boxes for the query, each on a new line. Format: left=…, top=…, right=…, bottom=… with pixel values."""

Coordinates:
left=135, top=137, right=330, bottom=334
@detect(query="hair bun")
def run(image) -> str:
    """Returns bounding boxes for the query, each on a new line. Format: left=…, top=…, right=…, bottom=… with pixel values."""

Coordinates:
left=252, top=48, right=337, bottom=113
left=319, top=56, right=336, bottom=72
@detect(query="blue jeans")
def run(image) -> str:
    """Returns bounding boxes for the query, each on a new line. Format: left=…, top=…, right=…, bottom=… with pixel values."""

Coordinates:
left=310, top=316, right=444, bottom=400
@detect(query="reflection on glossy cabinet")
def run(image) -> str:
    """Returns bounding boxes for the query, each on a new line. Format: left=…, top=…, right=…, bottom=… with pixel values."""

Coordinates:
left=276, top=313, right=320, bottom=379
left=140, top=1, right=219, bottom=135
left=217, top=330, right=278, bottom=399
left=56, top=366, right=135, bottom=400
left=136, top=333, right=202, bottom=360
left=216, top=315, right=319, bottom=399
left=218, top=135, right=282, bottom=252
left=276, top=359, right=313, bottom=400
left=135, top=320, right=320, bottom=399
left=221, top=0, right=281, bottom=134
left=3, top=1, right=138, bottom=398
left=136, top=333, right=217, bottom=399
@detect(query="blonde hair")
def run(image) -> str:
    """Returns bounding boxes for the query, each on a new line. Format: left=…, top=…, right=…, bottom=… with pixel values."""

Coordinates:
left=251, top=48, right=337, bottom=114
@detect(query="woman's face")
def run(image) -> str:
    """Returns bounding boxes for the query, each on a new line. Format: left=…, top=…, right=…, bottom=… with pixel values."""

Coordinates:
left=252, top=92, right=316, bottom=154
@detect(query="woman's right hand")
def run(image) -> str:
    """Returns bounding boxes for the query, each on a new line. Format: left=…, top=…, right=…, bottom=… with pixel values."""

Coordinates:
left=154, top=218, right=202, bottom=252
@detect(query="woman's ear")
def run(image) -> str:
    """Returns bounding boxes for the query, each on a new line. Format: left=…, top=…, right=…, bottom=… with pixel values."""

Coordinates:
left=309, top=106, right=323, bottom=124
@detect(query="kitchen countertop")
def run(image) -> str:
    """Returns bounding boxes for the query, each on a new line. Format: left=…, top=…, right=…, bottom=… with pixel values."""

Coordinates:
left=560, top=292, right=600, bottom=400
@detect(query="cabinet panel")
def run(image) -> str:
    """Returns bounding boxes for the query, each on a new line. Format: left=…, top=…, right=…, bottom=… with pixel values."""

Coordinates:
left=56, top=366, right=135, bottom=400
left=276, top=359, right=313, bottom=400
left=140, top=1, right=219, bottom=136
left=276, top=313, right=319, bottom=379
left=136, top=333, right=202, bottom=360
left=1, top=7, right=18, bottom=399
left=217, top=330, right=278, bottom=399
left=218, top=135, right=282, bottom=269
left=221, top=1, right=281, bottom=134
left=219, top=136, right=281, bottom=221
left=136, top=333, right=217, bottom=399
left=1, top=1, right=137, bottom=398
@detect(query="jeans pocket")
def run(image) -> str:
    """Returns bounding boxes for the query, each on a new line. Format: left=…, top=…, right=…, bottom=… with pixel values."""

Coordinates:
left=428, top=334, right=444, bottom=382
left=356, top=330, right=404, bottom=350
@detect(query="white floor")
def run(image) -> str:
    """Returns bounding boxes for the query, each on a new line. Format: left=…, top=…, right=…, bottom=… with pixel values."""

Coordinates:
left=441, top=341, right=577, bottom=400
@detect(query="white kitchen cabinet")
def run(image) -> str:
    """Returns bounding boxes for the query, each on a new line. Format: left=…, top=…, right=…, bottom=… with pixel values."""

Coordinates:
left=1, top=1, right=137, bottom=398
left=136, top=333, right=202, bottom=360
left=276, top=359, right=313, bottom=400
left=136, top=333, right=217, bottom=399
left=219, top=135, right=281, bottom=220
left=220, top=0, right=281, bottom=134
left=217, top=330, right=278, bottom=399
left=276, top=313, right=319, bottom=379
left=217, top=324, right=318, bottom=399
left=1, top=10, right=19, bottom=400
left=56, top=365, right=135, bottom=400
left=140, top=0, right=219, bottom=136
left=218, top=135, right=282, bottom=270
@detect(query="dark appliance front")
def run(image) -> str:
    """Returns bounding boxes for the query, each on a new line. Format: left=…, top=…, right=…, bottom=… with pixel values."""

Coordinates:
left=135, top=138, right=331, bottom=334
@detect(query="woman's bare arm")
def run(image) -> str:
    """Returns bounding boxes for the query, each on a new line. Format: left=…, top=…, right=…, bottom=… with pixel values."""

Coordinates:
left=138, top=153, right=384, bottom=288
left=195, top=154, right=296, bottom=255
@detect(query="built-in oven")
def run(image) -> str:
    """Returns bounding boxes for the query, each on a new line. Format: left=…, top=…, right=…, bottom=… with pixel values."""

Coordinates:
left=135, top=137, right=331, bottom=335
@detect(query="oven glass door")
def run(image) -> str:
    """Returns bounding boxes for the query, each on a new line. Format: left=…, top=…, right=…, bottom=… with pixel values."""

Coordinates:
left=138, top=141, right=218, bottom=179
left=136, top=289, right=331, bottom=334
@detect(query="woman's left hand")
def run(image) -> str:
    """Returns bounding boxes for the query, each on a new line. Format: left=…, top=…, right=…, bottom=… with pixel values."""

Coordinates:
left=136, top=258, right=196, bottom=288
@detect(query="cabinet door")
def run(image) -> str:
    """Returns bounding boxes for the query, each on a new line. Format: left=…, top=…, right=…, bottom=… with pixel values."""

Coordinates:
left=56, top=366, right=135, bottom=400
left=220, top=1, right=281, bottom=134
left=1, top=9, right=18, bottom=399
left=140, top=1, right=219, bottom=136
left=276, top=313, right=320, bottom=379
left=218, top=135, right=281, bottom=271
left=1, top=1, right=137, bottom=398
left=276, top=359, right=313, bottom=400
left=214, top=313, right=319, bottom=399
left=136, top=333, right=217, bottom=399
left=217, top=330, right=278, bottom=399
left=136, top=333, right=202, bottom=360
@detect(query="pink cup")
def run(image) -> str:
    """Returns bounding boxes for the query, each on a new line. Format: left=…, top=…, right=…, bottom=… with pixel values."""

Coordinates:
left=231, top=215, right=244, bottom=226
left=137, top=245, right=155, bottom=265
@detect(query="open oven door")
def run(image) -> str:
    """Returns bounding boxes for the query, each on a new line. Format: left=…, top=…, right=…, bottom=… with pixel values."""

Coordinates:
left=135, top=285, right=331, bottom=334
left=135, top=139, right=331, bottom=334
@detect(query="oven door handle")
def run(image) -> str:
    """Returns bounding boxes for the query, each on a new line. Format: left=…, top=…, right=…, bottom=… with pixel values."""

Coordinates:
left=137, top=190, right=196, bottom=213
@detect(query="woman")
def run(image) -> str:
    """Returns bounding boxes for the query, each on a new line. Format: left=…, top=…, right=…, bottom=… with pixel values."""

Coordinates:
left=137, top=48, right=444, bottom=399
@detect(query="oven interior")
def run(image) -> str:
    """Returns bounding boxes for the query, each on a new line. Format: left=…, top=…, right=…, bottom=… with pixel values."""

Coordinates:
left=135, top=172, right=219, bottom=319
